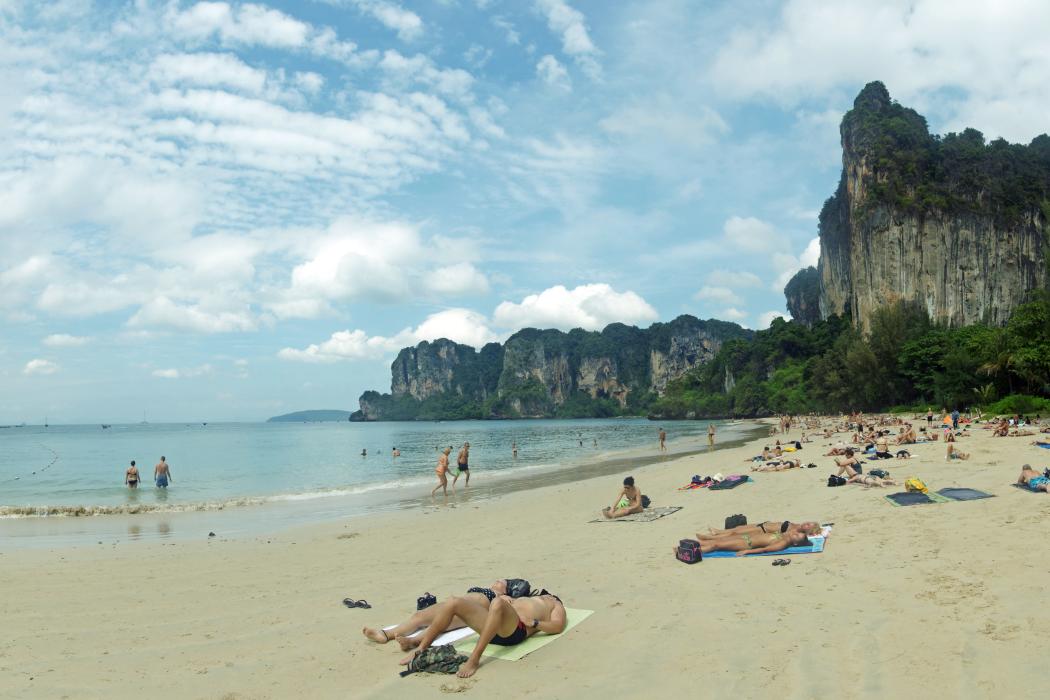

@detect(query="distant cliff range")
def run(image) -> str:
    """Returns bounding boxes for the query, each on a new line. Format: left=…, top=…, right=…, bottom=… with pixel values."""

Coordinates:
left=268, top=410, right=353, bottom=422
left=785, top=81, right=1049, bottom=329
left=352, top=316, right=751, bottom=421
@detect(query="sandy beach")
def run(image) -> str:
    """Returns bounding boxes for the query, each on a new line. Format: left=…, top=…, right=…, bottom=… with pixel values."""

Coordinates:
left=3, top=419, right=1049, bottom=699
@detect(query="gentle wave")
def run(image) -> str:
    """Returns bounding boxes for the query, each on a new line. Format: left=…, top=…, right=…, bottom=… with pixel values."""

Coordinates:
left=0, top=479, right=422, bottom=518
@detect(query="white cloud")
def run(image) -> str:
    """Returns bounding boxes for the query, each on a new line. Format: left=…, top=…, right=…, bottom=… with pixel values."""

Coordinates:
left=493, top=283, right=657, bottom=331
left=23, top=358, right=58, bottom=375
left=694, top=285, right=742, bottom=306
left=491, top=16, right=520, bottom=45
left=757, top=310, right=787, bottom=328
left=723, top=216, right=786, bottom=253
left=150, top=52, right=267, bottom=94
left=536, top=55, right=571, bottom=91
left=535, top=0, right=601, bottom=79
left=169, top=2, right=311, bottom=49
left=707, top=269, right=763, bottom=289
left=770, top=236, right=821, bottom=292
left=800, top=236, right=821, bottom=267
left=42, top=334, right=91, bottom=347
left=709, top=0, right=1050, bottom=142
left=720, top=307, right=747, bottom=321
left=277, top=308, right=498, bottom=362
left=350, top=0, right=424, bottom=41
left=151, top=364, right=213, bottom=379
left=600, top=103, right=728, bottom=150
left=128, top=297, right=257, bottom=334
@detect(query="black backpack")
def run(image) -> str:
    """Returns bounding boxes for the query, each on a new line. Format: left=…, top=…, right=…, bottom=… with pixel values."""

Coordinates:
left=505, top=578, right=531, bottom=598
left=724, top=514, right=747, bottom=529
left=827, top=475, right=847, bottom=487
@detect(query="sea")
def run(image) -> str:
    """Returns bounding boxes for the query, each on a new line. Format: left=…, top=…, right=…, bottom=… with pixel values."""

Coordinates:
left=0, top=418, right=759, bottom=547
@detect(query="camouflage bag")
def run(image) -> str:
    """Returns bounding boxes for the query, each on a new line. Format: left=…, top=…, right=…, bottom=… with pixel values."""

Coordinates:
left=399, top=644, right=467, bottom=677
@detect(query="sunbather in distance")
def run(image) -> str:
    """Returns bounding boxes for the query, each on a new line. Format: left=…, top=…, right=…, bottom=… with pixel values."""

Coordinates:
left=699, top=520, right=821, bottom=539
left=401, top=593, right=567, bottom=678
left=675, top=529, right=811, bottom=557
left=1018, top=465, right=1050, bottom=493
left=752, top=458, right=801, bottom=472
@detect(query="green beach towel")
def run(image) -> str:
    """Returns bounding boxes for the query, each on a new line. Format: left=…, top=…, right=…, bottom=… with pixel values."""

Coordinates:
left=454, top=607, right=593, bottom=662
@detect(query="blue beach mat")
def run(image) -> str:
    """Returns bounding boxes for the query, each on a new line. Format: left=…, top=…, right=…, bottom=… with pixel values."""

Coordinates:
left=1035, top=442, right=1050, bottom=449
left=702, top=525, right=832, bottom=558
left=885, top=491, right=950, bottom=506
left=937, top=487, right=994, bottom=501
left=1012, top=483, right=1046, bottom=494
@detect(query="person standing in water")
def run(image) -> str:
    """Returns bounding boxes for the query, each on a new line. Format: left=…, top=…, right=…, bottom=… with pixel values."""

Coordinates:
left=512, top=441, right=518, bottom=459
left=154, top=456, right=172, bottom=488
left=125, top=460, right=140, bottom=489
left=433, top=447, right=451, bottom=497
left=453, top=442, right=471, bottom=487
left=392, top=447, right=400, bottom=457
left=707, top=423, right=716, bottom=447
left=658, top=428, right=667, bottom=452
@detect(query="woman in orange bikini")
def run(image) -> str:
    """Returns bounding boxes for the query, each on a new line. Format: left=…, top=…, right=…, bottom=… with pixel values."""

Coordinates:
left=432, top=447, right=451, bottom=497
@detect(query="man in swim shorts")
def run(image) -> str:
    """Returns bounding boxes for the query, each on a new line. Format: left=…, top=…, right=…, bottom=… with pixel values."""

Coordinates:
left=1018, top=465, right=1050, bottom=492
left=154, top=456, right=172, bottom=488
left=658, top=428, right=667, bottom=452
left=452, top=442, right=470, bottom=487
left=603, top=476, right=643, bottom=518
left=125, top=460, right=140, bottom=488
left=401, top=592, right=567, bottom=678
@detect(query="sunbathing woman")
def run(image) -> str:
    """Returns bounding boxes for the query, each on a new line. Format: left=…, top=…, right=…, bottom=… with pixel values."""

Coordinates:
left=945, top=432, right=971, bottom=460
left=362, top=578, right=528, bottom=649
left=675, top=529, right=812, bottom=557
left=699, top=520, right=822, bottom=539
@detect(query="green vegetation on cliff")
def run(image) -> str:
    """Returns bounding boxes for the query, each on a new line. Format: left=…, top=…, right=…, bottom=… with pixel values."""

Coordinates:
left=843, top=81, right=1050, bottom=223
left=652, top=293, right=1050, bottom=418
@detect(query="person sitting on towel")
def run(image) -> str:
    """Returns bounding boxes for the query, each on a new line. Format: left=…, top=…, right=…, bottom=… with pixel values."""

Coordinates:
left=401, top=592, right=567, bottom=678
left=698, top=520, right=822, bottom=539
left=362, top=578, right=530, bottom=647
left=1018, top=465, right=1050, bottom=493
left=603, top=476, right=643, bottom=519
left=675, top=529, right=811, bottom=557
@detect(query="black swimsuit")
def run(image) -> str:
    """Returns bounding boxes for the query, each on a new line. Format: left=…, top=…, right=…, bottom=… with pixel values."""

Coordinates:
left=467, top=587, right=496, bottom=602
left=491, top=621, right=528, bottom=646
left=758, top=521, right=791, bottom=534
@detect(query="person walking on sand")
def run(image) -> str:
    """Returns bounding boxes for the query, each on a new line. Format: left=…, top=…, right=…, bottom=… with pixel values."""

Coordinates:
left=154, top=456, right=172, bottom=488
left=125, top=460, right=140, bottom=489
left=658, top=428, right=667, bottom=452
left=453, top=442, right=471, bottom=487
left=707, top=423, right=716, bottom=447
left=433, top=447, right=451, bottom=497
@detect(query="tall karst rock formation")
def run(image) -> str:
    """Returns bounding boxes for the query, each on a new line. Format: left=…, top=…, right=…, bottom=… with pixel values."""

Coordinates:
left=787, top=81, right=1049, bottom=329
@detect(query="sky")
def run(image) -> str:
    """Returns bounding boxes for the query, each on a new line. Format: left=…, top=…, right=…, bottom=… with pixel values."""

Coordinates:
left=2, top=0, right=1049, bottom=423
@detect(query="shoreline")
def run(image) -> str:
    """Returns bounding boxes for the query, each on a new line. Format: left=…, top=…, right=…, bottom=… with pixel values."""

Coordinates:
left=0, top=423, right=764, bottom=548
left=6, top=417, right=1047, bottom=698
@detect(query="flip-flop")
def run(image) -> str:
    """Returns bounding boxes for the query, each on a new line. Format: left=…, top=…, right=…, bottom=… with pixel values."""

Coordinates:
left=342, top=598, right=372, bottom=609
left=772, top=558, right=789, bottom=566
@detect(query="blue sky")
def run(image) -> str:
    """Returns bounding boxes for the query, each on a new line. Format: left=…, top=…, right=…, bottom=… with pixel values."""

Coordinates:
left=2, top=0, right=1048, bottom=422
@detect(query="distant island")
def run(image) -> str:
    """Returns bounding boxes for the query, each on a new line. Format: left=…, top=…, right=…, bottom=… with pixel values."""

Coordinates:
left=267, top=410, right=353, bottom=423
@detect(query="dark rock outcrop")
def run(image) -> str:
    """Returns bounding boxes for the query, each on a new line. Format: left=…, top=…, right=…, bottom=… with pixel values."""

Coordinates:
left=355, top=316, right=751, bottom=420
left=783, top=266, right=821, bottom=326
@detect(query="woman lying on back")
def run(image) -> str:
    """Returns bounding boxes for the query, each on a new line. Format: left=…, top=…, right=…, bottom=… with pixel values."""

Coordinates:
left=698, top=520, right=822, bottom=540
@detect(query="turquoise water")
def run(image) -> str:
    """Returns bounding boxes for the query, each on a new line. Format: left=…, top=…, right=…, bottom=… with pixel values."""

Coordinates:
left=0, top=418, right=752, bottom=517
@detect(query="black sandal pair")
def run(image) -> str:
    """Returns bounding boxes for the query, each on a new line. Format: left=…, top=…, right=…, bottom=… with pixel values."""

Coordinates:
left=772, top=558, right=791, bottom=567
left=342, top=598, right=372, bottom=609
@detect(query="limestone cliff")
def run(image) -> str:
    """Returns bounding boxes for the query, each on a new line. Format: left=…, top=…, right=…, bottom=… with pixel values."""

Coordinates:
left=783, top=266, right=821, bottom=327
left=353, top=315, right=751, bottom=420
left=815, top=81, right=1050, bottom=329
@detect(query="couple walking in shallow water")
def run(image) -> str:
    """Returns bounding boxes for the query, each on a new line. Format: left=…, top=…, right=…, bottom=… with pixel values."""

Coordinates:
left=432, top=442, right=471, bottom=497
left=124, top=456, right=172, bottom=489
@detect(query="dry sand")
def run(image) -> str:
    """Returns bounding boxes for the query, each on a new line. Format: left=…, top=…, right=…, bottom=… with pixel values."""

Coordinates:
left=3, top=420, right=1050, bottom=699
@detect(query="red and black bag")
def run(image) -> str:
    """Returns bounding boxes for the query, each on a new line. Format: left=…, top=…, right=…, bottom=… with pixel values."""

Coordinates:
left=676, top=539, right=702, bottom=564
